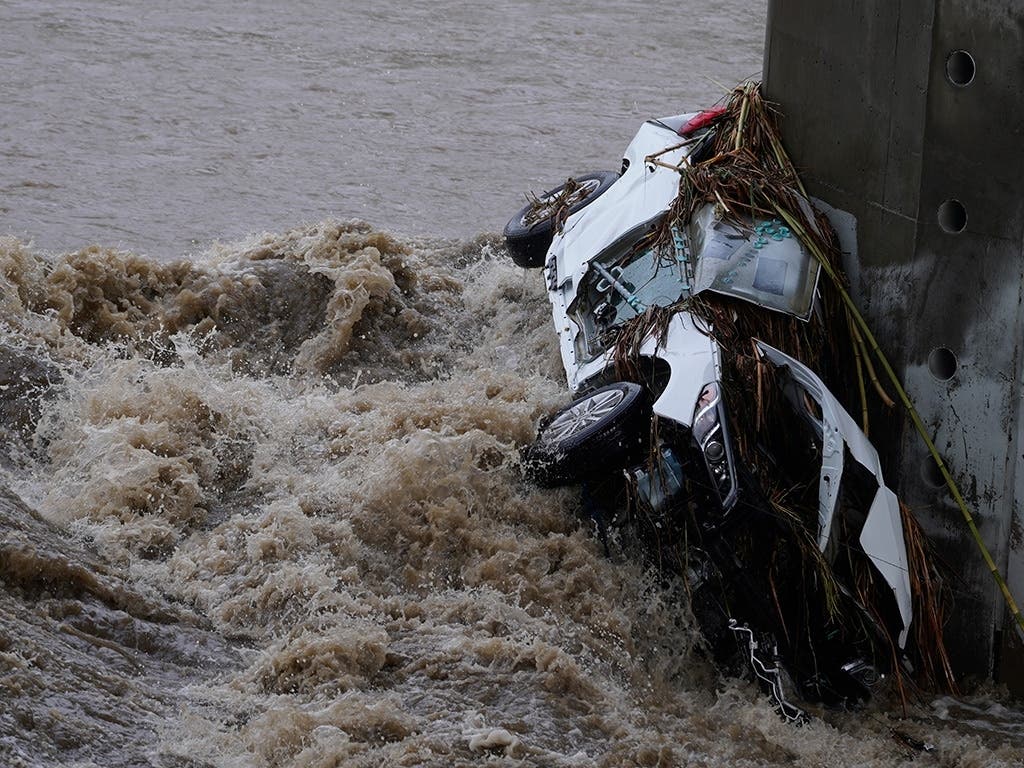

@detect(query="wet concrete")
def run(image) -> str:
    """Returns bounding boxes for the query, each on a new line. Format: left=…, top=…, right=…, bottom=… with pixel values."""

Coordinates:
left=763, top=0, right=1024, bottom=689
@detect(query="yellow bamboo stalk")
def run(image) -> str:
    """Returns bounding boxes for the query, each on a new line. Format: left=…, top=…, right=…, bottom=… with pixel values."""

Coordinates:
left=645, top=157, right=687, bottom=172
left=847, top=312, right=870, bottom=434
left=733, top=93, right=749, bottom=152
left=713, top=189, right=731, bottom=215
left=850, top=321, right=896, bottom=408
left=768, top=134, right=808, bottom=199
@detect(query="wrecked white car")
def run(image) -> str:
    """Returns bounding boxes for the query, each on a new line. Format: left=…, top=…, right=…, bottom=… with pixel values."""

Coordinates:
left=505, top=103, right=915, bottom=718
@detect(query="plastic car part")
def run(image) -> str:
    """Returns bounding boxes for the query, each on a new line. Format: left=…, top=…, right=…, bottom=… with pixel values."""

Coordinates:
left=729, top=621, right=809, bottom=724
left=504, top=171, right=619, bottom=268
left=567, top=309, right=719, bottom=408
left=692, top=382, right=739, bottom=512
left=754, top=341, right=914, bottom=648
left=524, top=381, right=646, bottom=487
left=639, top=314, right=720, bottom=424
left=626, top=446, right=685, bottom=514
left=590, top=261, right=647, bottom=314
left=674, top=107, right=728, bottom=136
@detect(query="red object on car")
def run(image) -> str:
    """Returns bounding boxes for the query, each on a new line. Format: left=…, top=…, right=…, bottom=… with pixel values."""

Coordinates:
left=678, top=107, right=727, bottom=136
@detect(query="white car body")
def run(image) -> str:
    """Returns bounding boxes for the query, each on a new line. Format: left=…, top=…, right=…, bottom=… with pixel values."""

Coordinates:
left=546, top=114, right=707, bottom=412
left=536, top=113, right=913, bottom=647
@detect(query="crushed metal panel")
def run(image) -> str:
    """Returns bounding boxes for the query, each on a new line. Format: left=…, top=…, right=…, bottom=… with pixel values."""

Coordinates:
left=689, top=203, right=821, bottom=320
left=756, top=341, right=914, bottom=647
left=642, top=312, right=720, bottom=429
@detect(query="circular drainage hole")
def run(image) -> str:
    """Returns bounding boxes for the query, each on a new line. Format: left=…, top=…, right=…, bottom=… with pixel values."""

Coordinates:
left=946, top=50, right=976, bottom=87
left=928, top=347, right=958, bottom=381
left=921, top=456, right=948, bottom=489
left=938, top=199, right=967, bottom=233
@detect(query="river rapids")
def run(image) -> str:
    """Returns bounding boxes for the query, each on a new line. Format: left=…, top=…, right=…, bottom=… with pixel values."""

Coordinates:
left=1, top=226, right=1021, bottom=767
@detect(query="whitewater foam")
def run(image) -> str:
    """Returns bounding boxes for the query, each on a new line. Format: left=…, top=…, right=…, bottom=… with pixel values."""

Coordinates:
left=1, top=226, right=1022, bottom=767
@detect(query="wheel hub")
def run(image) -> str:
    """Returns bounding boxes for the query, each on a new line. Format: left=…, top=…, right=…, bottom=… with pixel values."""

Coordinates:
left=540, top=388, right=625, bottom=444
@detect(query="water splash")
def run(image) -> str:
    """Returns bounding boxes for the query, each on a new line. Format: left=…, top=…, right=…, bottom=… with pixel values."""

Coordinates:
left=1, top=226, right=1021, bottom=767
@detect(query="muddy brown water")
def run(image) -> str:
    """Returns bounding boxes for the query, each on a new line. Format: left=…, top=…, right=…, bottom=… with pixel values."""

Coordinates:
left=3, top=227, right=1023, bottom=767
left=3, top=0, right=768, bottom=259
left=2, top=1, right=1023, bottom=766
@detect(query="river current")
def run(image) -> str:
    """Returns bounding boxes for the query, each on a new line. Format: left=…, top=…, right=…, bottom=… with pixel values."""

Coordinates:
left=2, top=1, right=1023, bottom=766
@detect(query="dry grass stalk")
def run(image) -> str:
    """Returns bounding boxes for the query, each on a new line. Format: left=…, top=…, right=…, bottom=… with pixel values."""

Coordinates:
left=524, top=177, right=585, bottom=234
left=901, top=503, right=958, bottom=693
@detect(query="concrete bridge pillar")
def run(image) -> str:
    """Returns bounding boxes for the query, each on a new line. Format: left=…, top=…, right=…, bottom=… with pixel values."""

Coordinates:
left=762, top=1, right=1024, bottom=688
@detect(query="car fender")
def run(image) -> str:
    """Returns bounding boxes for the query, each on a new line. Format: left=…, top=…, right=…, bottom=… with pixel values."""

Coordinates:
left=642, top=312, right=720, bottom=428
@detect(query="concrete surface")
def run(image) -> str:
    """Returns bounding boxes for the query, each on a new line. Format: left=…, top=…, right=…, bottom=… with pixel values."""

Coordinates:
left=763, top=0, right=1024, bottom=690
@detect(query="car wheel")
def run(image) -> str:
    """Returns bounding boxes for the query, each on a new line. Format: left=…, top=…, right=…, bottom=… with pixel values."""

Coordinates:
left=504, top=170, right=619, bottom=268
left=524, top=381, right=646, bottom=486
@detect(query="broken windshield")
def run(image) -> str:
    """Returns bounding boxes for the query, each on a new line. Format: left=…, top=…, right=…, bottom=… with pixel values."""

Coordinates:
left=567, top=206, right=823, bottom=363
left=568, top=216, right=692, bottom=361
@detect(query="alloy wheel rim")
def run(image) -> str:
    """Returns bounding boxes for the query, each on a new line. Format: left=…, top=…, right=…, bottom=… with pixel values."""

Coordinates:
left=540, top=388, right=625, bottom=444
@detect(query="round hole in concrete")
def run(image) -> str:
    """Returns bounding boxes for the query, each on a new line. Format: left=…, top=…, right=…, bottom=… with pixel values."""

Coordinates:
left=921, top=456, right=947, bottom=489
left=946, top=50, right=976, bottom=87
left=928, top=346, right=958, bottom=381
left=938, top=199, right=967, bottom=233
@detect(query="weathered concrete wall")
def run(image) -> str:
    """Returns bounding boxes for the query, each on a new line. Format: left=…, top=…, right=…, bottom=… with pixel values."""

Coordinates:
left=763, top=1, right=1024, bottom=686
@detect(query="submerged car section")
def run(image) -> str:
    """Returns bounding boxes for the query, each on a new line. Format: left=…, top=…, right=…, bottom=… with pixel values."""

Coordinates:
left=757, top=342, right=913, bottom=648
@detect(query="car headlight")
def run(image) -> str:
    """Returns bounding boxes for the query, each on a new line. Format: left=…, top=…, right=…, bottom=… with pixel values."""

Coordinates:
left=692, top=382, right=738, bottom=512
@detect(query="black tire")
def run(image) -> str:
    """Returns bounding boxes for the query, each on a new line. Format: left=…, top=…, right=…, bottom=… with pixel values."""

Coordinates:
left=524, top=381, right=646, bottom=486
left=504, top=170, right=619, bottom=268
